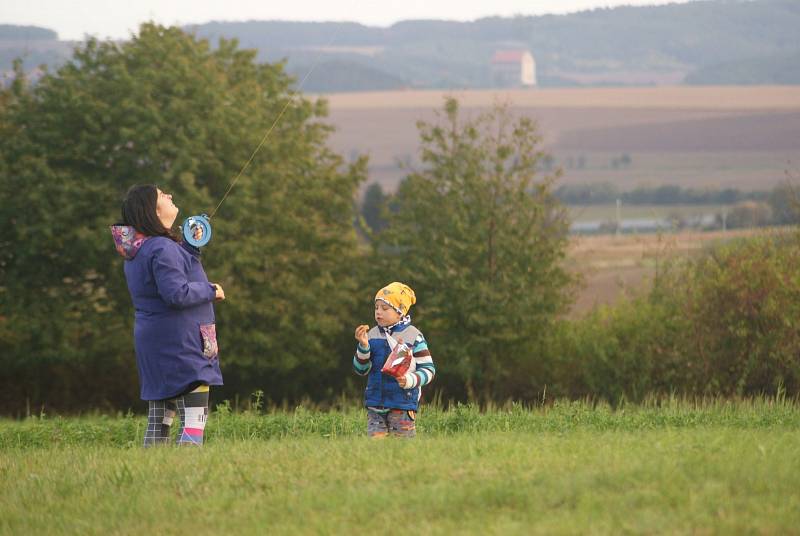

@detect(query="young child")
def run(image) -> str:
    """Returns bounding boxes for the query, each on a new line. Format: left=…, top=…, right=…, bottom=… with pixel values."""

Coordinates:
left=353, top=282, right=435, bottom=438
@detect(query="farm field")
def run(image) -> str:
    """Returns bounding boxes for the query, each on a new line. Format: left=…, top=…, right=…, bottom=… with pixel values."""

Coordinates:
left=565, top=227, right=790, bottom=313
left=321, top=86, right=800, bottom=110
left=567, top=203, right=726, bottom=222
left=322, top=86, right=800, bottom=193
left=553, top=150, right=797, bottom=191
left=1, top=401, right=798, bottom=535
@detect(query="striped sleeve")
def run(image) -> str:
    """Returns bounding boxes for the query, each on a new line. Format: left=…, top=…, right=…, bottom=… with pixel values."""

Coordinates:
left=403, top=333, right=435, bottom=389
left=353, top=343, right=372, bottom=376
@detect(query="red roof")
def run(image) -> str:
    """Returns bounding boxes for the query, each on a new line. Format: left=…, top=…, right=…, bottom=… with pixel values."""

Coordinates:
left=491, top=50, right=530, bottom=64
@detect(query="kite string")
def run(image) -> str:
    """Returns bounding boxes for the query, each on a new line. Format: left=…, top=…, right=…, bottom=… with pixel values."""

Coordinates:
left=208, top=20, right=351, bottom=219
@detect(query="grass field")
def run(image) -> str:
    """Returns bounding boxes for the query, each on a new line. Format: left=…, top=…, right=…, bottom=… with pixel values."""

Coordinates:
left=1, top=400, right=799, bottom=534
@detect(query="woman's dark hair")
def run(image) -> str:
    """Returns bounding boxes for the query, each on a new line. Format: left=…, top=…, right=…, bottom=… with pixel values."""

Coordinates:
left=120, top=184, right=180, bottom=241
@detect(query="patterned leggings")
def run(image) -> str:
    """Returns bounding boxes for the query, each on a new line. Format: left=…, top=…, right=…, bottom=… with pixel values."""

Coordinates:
left=367, top=408, right=416, bottom=438
left=143, top=386, right=209, bottom=447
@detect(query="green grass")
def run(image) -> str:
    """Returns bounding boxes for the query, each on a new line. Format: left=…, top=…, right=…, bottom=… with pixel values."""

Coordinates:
left=2, top=400, right=799, bottom=535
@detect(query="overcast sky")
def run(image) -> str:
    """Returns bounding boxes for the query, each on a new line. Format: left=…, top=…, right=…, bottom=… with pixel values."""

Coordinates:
left=3, top=0, right=696, bottom=41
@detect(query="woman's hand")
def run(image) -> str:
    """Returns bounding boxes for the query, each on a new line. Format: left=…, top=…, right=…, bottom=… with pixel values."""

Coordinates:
left=212, top=283, right=225, bottom=302
left=354, top=324, right=369, bottom=348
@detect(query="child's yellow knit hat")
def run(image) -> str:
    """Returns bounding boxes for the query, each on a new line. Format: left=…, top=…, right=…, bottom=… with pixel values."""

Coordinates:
left=375, top=282, right=416, bottom=316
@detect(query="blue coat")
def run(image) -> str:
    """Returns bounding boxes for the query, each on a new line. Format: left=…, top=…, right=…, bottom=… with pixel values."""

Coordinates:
left=111, top=226, right=223, bottom=400
left=364, top=323, right=422, bottom=410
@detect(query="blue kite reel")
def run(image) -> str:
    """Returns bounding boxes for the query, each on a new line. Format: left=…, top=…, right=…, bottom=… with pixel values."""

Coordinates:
left=182, top=214, right=212, bottom=247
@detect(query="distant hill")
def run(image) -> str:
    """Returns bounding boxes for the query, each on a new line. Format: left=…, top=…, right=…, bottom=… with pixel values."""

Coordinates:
left=0, top=24, right=71, bottom=79
left=3, top=1, right=799, bottom=89
left=286, top=59, right=406, bottom=92
left=0, top=24, right=57, bottom=41
left=190, top=0, right=800, bottom=90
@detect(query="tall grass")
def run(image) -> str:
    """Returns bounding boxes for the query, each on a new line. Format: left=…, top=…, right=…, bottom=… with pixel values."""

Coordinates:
left=2, top=396, right=797, bottom=450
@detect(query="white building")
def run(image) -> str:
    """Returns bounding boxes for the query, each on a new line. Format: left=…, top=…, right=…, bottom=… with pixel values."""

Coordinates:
left=490, top=50, right=537, bottom=87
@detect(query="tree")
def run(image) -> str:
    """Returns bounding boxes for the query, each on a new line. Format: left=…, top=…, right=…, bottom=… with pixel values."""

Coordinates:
left=361, top=182, right=389, bottom=234
left=0, top=24, right=367, bottom=413
left=768, top=180, right=800, bottom=225
left=726, top=201, right=772, bottom=229
left=375, top=98, right=574, bottom=401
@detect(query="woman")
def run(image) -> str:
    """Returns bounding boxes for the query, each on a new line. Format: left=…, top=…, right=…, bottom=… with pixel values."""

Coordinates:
left=111, top=184, right=225, bottom=446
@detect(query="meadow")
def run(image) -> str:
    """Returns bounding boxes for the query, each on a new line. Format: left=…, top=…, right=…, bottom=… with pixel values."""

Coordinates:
left=1, top=399, right=798, bottom=535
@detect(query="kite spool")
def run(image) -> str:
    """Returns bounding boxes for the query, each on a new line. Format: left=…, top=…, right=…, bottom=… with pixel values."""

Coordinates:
left=182, top=214, right=212, bottom=248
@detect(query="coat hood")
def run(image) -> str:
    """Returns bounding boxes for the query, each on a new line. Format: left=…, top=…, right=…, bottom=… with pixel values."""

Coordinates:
left=110, top=225, right=148, bottom=260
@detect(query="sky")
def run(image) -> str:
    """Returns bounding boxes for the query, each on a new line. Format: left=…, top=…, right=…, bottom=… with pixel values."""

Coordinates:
left=2, top=0, right=696, bottom=41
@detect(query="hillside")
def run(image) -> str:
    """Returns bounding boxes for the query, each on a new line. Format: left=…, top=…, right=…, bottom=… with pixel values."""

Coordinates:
left=0, top=24, right=71, bottom=78
left=2, top=0, right=799, bottom=89
left=191, top=0, right=800, bottom=90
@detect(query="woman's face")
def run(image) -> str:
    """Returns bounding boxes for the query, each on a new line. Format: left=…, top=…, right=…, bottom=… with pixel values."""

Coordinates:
left=155, top=188, right=179, bottom=228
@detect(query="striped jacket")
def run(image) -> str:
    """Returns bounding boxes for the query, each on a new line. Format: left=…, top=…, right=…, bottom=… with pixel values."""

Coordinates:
left=352, top=323, right=435, bottom=410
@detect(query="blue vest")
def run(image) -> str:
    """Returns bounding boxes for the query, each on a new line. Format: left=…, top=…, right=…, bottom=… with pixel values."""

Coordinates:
left=364, top=323, right=421, bottom=410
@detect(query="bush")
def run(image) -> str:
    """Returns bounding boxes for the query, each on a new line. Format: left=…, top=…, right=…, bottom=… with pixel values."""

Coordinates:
left=541, top=233, right=800, bottom=401
left=677, top=235, right=800, bottom=395
left=725, top=201, right=773, bottom=229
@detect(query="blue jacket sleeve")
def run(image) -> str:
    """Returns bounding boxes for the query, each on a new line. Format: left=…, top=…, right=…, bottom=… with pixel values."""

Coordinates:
left=151, top=240, right=215, bottom=309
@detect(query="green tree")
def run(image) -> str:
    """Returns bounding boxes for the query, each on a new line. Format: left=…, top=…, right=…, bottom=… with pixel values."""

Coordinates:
left=376, top=98, right=574, bottom=401
left=768, top=180, right=800, bottom=225
left=360, top=182, right=388, bottom=234
left=0, top=24, right=367, bottom=413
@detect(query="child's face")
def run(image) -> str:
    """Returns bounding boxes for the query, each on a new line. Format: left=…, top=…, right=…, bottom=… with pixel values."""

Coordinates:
left=374, top=300, right=401, bottom=327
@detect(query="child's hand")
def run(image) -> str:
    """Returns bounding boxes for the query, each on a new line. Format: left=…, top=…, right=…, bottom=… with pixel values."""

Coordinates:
left=354, top=324, right=369, bottom=348
left=397, top=375, right=407, bottom=388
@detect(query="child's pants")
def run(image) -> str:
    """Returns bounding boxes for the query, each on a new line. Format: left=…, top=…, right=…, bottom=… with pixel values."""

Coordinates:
left=367, top=408, right=416, bottom=438
left=143, top=385, right=209, bottom=447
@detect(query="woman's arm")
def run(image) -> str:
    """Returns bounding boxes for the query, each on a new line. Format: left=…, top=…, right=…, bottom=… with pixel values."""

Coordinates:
left=151, top=241, right=216, bottom=309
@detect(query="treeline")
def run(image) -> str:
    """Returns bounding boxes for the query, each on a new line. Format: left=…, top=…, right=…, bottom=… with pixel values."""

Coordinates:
left=366, top=181, right=800, bottom=233
left=554, top=183, right=769, bottom=206
left=551, top=182, right=800, bottom=231
left=1, top=25, right=798, bottom=416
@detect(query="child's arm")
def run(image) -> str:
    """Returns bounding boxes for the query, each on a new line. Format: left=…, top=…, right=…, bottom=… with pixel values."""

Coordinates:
left=353, top=324, right=371, bottom=376
left=402, top=333, right=435, bottom=389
